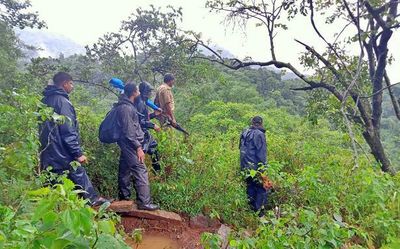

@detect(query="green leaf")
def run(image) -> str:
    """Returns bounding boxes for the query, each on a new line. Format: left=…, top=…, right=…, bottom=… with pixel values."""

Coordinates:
left=130, top=229, right=143, bottom=244
left=249, top=169, right=257, bottom=178
left=13, top=220, right=36, bottom=238
left=79, top=207, right=93, bottom=235
left=52, top=113, right=66, bottom=124
left=97, top=201, right=111, bottom=217
left=95, top=234, right=130, bottom=249
left=40, top=211, right=58, bottom=231
left=32, top=198, right=56, bottom=221
left=70, top=161, right=81, bottom=171
left=28, top=187, right=51, bottom=197
left=51, top=238, right=71, bottom=249
left=61, top=210, right=81, bottom=236
left=98, top=220, right=116, bottom=235
left=34, top=232, right=57, bottom=248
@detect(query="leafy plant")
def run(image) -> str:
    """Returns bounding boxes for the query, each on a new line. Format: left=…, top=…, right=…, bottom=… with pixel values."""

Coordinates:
left=0, top=176, right=129, bottom=249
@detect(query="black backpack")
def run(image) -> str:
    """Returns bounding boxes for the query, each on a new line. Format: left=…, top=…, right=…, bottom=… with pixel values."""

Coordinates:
left=98, top=107, right=120, bottom=143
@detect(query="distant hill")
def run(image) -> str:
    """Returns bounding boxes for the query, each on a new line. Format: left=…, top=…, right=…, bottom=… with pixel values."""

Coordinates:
left=197, top=44, right=235, bottom=58
left=281, top=71, right=299, bottom=80
left=15, top=29, right=85, bottom=58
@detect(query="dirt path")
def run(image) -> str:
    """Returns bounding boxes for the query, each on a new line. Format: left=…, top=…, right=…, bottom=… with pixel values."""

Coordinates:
left=121, top=215, right=219, bottom=248
left=109, top=201, right=221, bottom=248
left=125, top=233, right=179, bottom=249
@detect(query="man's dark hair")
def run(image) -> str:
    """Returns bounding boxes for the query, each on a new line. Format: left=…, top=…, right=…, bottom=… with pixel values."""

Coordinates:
left=124, top=83, right=138, bottom=98
left=164, top=73, right=175, bottom=83
left=53, top=72, right=72, bottom=86
left=252, top=116, right=263, bottom=126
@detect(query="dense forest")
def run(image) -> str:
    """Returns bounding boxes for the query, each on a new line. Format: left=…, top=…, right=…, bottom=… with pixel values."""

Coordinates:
left=1, top=1, right=400, bottom=248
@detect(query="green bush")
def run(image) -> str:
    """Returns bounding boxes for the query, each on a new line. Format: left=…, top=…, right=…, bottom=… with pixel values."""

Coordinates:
left=0, top=177, right=129, bottom=249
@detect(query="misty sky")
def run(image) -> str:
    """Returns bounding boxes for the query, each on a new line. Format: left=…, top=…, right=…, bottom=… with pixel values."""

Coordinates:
left=28, top=0, right=400, bottom=82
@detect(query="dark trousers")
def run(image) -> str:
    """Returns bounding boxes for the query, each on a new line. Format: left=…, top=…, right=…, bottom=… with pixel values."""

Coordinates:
left=118, top=141, right=150, bottom=203
left=143, top=131, right=161, bottom=172
left=246, top=177, right=268, bottom=213
left=51, top=166, right=98, bottom=203
left=148, top=149, right=161, bottom=172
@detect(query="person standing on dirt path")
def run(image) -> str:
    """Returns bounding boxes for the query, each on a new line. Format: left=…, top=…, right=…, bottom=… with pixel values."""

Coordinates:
left=115, top=82, right=159, bottom=211
left=239, top=116, right=268, bottom=216
left=39, top=72, right=109, bottom=207
left=154, top=73, right=176, bottom=127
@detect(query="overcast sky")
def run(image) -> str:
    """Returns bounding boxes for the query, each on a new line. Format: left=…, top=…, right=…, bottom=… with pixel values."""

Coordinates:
left=28, top=0, right=400, bottom=82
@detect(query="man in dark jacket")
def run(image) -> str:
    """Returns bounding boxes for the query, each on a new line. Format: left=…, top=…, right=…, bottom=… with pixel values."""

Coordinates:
left=135, top=82, right=162, bottom=172
left=116, top=83, right=159, bottom=211
left=39, top=72, right=108, bottom=206
left=239, top=116, right=268, bottom=215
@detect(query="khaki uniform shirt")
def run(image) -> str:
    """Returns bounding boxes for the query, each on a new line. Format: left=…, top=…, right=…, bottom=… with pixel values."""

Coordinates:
left=155, top=83, right=174, bottom=123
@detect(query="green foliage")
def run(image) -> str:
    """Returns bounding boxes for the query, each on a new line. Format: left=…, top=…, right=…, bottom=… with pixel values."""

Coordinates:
left=77, top=105, right=120, bottom=196
left=0, top=89, right=44, bottom=205
left=0, top=22, right=19, bottom=88
left=151, top=130, right=253, bottom=227
left=0, top=0, right=45, bottom=29
left=0, top=88, right=129, bottom=248
left=227, top=163, right=400, bottom=248
left=1, top=6, right=400, bottom=247
left=200, top=232, right=222, bottom=249
left=0, top=177, right=129, bottom=249
left=174, top=100, right=399, bottom=248
left=87, top=5, right=187, bottom=82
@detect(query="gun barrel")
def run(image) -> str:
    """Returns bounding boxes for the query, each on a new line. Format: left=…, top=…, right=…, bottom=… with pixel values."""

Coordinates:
left=164, top=116, right=189, bottom=135
left=173, top=123, right=189, bottom=136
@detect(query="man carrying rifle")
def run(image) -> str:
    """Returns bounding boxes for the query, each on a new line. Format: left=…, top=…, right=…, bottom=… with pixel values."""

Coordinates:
left=135, top=82, right=162, bottom=172
left=154, top=74, right=189, bottom=136
left=155, top=73, right=177, bottom=127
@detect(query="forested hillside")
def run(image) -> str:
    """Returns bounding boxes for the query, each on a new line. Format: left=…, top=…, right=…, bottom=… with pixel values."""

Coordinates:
left=1, top=1, right=400, bottom=249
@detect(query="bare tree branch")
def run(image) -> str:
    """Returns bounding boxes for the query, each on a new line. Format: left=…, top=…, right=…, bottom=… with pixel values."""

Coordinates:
left=309, top=0, right=348, bottom=71
left=194, top=41, right=345, bottom=101
left=294, top=39, right=345, bottom=84
left=74, top=79, right=120, bottom=97
left=359, top=81, right=400, bottom=98
left=384, top=71, right=400, bottom=120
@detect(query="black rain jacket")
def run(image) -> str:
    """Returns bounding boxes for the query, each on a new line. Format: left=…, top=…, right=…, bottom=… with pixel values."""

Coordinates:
left=134, top=95, right=156, bottom=132
left=239, top=126, right=267, bottom=171
left=116, top=95, right=144, bottom=149
left=39, top=85, right=82, bottom=171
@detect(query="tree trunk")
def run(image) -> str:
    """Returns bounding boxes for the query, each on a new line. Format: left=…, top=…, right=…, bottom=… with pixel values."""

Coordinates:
left=362, top=125, right=394, bottom=174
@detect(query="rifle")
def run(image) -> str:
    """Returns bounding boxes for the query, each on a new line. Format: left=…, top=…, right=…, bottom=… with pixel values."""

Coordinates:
left=163, top=115, right=189, bottom=136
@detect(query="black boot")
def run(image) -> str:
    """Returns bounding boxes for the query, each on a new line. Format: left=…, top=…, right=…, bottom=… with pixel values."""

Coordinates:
left=136, top=185, right=159, bottom=211
left=152, top=160, right=161, bottom=173
left=138, top=203, right=160, bottom=211
left=90, top=197, right=111, bottom=207
left=118, top=195, right=130, bottom=201
left=151, top=150, right=161, bottom=173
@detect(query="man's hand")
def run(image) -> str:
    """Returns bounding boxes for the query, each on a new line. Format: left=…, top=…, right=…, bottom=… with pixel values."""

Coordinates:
left=77, top=155, right=88, bottom=164
left=154, top=124, right=161, bottom=132
left=137, top=147, right=145, bottom=163
left=171, top=118, right=177, bottom=127
left=154, top=108, right=163, bottom=115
